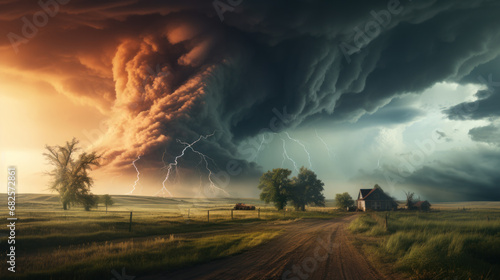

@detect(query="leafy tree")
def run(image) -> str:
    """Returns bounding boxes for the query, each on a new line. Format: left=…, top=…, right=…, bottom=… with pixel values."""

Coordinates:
left=100, top=194, right=114, bottom=213
left=258, top=168, right=292, bottom=210
left=404, top=191, right=415, bottom=210
left=81, top=193, right=98, bottom=211
left=289, top=167, right=326, bottom=211
left=258, top=167, right=326, bottom=211
left=335, top=192, right=354, bottom=209
left=44, top=138, right=101, bottom=210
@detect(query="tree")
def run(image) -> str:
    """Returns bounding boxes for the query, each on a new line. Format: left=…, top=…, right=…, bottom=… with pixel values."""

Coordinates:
left=289, top=167, right=326, bottom=211
left=44, top=138, right=101, bottom=210
left=404, top=191, right=415, bottom=210
left=100, top=194, right=114, bottom=213
left=258, top=167, right=326, bottom=211
left=335, top=192, right=354, bottom=210
left=81, top=193, right=98, bottom=211
left=258, top=168, right=292, bottom=210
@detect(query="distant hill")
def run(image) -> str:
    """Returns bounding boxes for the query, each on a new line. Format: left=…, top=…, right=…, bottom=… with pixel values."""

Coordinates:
left=0, top=193, right=337, bottom=212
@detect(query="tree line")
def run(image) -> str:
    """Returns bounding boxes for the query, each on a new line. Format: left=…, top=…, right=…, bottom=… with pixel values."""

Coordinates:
left=46, top=139, right=330, bottom=212
left=258, top=167, right=326, bottom=211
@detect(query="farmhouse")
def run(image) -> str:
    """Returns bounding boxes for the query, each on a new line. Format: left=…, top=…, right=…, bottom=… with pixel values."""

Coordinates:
left=413, top=200, right=431, bottom=211
left=356, top=186, right=397, bottom=211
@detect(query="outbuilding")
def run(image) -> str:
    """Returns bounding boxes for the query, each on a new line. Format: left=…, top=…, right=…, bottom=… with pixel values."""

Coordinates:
left=413, top=200, right=431, bottom=211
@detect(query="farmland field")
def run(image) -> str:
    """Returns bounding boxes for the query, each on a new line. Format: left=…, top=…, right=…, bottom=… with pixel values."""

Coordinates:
left=349, top=208, right=500, bottom=280
left=2, top=194, right=499, bottom=280
left=0, top=193, right=340, bottom=279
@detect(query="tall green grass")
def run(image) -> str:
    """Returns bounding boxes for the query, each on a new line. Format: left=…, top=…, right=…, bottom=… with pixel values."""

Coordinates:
left=349, top=211, right=500, bottom=280
left=0, top=193, right=345, bottom=279
left=0, top=207, right=343, bottom=253
left=0, top=194, right=345, bottom=279
left=1, top=231, right=281, bottom=280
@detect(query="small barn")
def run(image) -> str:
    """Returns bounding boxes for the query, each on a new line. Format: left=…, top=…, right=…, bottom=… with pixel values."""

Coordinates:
left=356, top=186, right=397, bottom=211
left=413, top=200, right=431, bottom=211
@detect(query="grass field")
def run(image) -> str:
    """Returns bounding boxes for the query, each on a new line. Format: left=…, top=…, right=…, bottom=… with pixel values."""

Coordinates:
left=2, top=194, right=499, bottom=279
left=0, top=193, right=341, bottom=279
left=349, top=208, right=500, bottom=280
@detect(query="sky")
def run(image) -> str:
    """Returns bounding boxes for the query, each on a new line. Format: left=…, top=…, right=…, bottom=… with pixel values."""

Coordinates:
left=1, top=0, right=500, bottom=201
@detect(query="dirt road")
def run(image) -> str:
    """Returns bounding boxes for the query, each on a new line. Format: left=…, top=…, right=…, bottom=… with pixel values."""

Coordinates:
left=140, top=215, right=388, bottom=280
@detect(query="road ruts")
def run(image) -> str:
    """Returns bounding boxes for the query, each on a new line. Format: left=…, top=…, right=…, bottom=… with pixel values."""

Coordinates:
left=139, top=215, right=389, bottom=280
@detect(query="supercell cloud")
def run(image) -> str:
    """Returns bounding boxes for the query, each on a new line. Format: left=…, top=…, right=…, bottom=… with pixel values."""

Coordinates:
left=1, top=0, right=500, bottom=199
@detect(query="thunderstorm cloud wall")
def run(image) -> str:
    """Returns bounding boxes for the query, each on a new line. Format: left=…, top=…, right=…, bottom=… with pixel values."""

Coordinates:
left=1, top=0, right=500, bottom=200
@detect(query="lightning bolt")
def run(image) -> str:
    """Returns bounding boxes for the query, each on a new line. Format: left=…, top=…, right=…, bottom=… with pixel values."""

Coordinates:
left=156, top=149, right=174, bottom=197
left=284, top=132, right=312, bottom=168
left=156, top=144, right=189, bottom=197
left=281, top=137, right=299, bottom=172
left=255, top=135, right=266, bottom=158
left=315, top=129, right=334, bottom=158
left=281, top=140, right=287, bottom=167
left=156, top=132, right=229, bottom=197
left=126, top=155, right=141, bottom=195
left=161, top=149, right=168, bottom=170
left=178, top=135, right=230, bottom=197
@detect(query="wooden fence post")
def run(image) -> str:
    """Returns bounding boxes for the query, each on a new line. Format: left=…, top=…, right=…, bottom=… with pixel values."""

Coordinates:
left=188, top=209, right=190, bottom=219
left=207, top=210, right=210, bottom=223
left=487, top=215, right=490, bottom=222
left=385, top=213, right=388, bottom=230
left=231, top=209, right=234, bottom=220
left=129, top=211, right=133, bottom=232
left=258, top=208, right=260, bottom=219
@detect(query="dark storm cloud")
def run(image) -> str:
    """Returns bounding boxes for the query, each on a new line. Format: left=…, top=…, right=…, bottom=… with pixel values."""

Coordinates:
left=444, top=89, right=500, bottom=120
left=355, top=148, right=500, bottom=202
left=360, top=106, right=424, bottom=126
left=460, top=55, right=500, bottom=86
left=2, top=0, right=500, bottom=193
left=404, top=152, right=500, bottom=202
left=447, top=54, right=500, bottom=148
left=351, top=94, right=425, bottom=128
left=469, top=125, right=500, bottom=146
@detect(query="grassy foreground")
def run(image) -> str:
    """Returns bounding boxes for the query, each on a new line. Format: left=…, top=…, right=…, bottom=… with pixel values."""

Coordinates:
left=3, top=231, right=280, bottom=280
left=0, top=193, right=341, bottom=279
left=349, top=210, right=500, bottom=280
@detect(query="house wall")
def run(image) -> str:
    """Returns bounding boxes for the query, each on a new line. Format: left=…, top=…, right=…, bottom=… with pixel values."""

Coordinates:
left=357, top=200, right=365, bottom=211
left=363, top=200, right=394, bottom=211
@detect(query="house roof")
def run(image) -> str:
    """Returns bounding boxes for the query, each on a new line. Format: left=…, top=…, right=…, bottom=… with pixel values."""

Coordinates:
left=358, top=187, right=396, bottom=203
left=359, top=189, right=372, bottom=198
left=414, top=200, right=430, bottom=207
